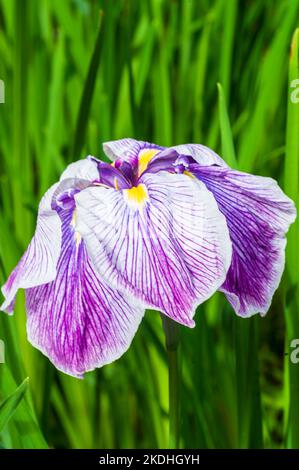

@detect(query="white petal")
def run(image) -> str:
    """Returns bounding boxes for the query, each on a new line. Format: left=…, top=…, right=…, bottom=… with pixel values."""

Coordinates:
left=102, top=139, right=142, bottom=161
left=171, top=144, right=228, bottom=167
left=60, top=156, right=99, bottom=181
left=75, top=171, right=231, bottom=326
left=193, top=165, right=297, bottom=316
left=26, top=207, right=144, bottom=378
left=1, top=184, right=61, bottom=314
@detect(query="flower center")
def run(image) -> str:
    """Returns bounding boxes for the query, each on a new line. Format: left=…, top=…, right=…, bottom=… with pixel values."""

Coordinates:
left=137, top=149, right=160, bottom=176
left=70, top=209, right=82, bottom=247
left=123, top=184, right=149, bottom=207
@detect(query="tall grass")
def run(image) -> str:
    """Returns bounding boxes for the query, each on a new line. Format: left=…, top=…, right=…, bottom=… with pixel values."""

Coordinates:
left=0, top=0, right=298, bottom=449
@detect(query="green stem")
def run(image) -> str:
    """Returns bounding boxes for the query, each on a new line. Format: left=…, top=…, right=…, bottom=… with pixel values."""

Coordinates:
left=162, top=316, right=181, bottom=449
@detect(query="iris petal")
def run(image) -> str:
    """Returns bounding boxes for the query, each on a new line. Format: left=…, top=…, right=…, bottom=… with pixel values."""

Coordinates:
left=60, top=156, right=100, bottom=181
left=1, top=156, right=99, bottom=315
left=170, top=144, right=228, bottom=167
left=26, top=206, right=144, bottom=378
left=103, top=138, right=142, bottom=161
left=75, top=171, right=231, bottom=326
left=1, top=184, right=62, bottom=314
left=98, top=162, right=132, bottom=189
left=191, top=165, right=297, bottom=316
left=103, top=139, right=164, bottom=165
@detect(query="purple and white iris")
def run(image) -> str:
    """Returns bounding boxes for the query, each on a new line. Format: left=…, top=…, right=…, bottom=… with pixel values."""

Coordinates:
left=1, top=138, right=296, bottom=377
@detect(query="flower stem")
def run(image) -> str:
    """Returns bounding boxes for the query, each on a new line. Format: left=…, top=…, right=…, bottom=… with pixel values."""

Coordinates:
left=162, top=316, right=181, bottom=449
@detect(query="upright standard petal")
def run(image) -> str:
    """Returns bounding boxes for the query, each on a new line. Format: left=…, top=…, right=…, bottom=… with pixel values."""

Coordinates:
left=1, top=184, right=61, bottom=314
left=26, top=205, right=144, bottom=378
left=171, top=144, right=228, bottom=167
left=103, top=138, right=163, bottom=164
left=191, top=165, right=297, bottom=316
left=75, top=171, right=231, bottom=326
left=59, top=156, right=100, bottom=181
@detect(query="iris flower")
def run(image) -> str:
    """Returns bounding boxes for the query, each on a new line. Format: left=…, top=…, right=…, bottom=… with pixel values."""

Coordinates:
left=1, top=138, right=296, bottom=377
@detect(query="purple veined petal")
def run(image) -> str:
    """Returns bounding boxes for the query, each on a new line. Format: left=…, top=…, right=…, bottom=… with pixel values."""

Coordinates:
left=1, top=183, right=62, bottom=314
left=102, top=139, right=165, bottom=183
left=97, top=162, right=132, bottom=189
left=191, top=164, right=297, bottom=317
left=102, top=139, right=165, bottom=177
left=1, top=174, right=97, bottom=315
left=52, top=177, right=97, bottom=211
left=170, top=144, right=229, bottom=167
left=74, top=171, right=231, bottom=327
left=145, top=149, right=180, bottom=175
left=26, top=206, right=145, bottom=378
left=60, top=155, right=100, bottom=181
left=103, top=138, right=141, bottom=163
left=114, top=161, right=134, bottom=181
left=103, top=138, right=164, bottom=162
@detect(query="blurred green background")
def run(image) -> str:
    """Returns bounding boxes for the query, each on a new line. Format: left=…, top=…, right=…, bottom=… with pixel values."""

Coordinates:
left=0, top=0, right=299, bottom=449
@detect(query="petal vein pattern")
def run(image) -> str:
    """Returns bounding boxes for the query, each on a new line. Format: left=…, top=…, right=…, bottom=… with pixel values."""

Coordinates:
left=59, top=156, right=100, bottom=181
left=75, top=171, right=232, bottom=326
left=1, top=183, right=62, bottom=313
left=192, top=165, right=297, bottom=316
left=26, top=207, right=144, bottom=377
left=103, top=138, right=163, bottom=163
left=170, top=144, right=228, bottom=167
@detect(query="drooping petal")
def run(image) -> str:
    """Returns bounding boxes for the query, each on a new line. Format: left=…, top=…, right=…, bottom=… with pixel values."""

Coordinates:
left=54, top=177, right=95, bottom=206
left=191, top=165, right=297, bottom=316
left=75, top=171, right=231, bottom=326
left=171, top=144, right=228, bottom=167
left=1, top=184, right=62, bottom=314
left=60, top=156, right=100, bottom=181
left=26, top=207, right=144, bottom=378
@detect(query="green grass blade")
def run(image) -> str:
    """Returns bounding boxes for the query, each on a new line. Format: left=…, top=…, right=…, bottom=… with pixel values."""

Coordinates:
left=218, top=0, right=237, bottom=103
left=71, top=10, right=104, bottom=160
left=0, top=365, right=48, bottom=448
left=193, top=22, right=211, bottom=142
left=284, top=28, right=299, bottom=449
left=39, top=30, right=66, bottom=196
left=0, top=377, right=29, bottom=433
left=239, top=1, right=299, bottom=171
left=284, top=28, right=299, bottom=278
left=217, top=82, right=237, bottom=166
left=217, top=81, right=263, bottom=448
